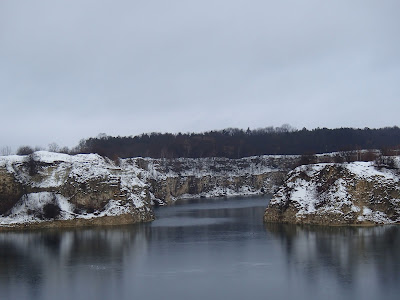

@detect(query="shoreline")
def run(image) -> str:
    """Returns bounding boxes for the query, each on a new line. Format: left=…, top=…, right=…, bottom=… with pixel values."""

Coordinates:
left=0, top=213, right=154, bottom=232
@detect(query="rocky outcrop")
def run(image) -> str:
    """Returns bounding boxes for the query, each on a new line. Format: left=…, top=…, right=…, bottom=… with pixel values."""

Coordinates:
left=0, top=152, right=298, bottom=229
left=0, top=169, right=24, bottom=214
left=0, top=152, right=154, bottom=229
left=120, top=156, right=299, bottom=205
left=146, top=162, right=291, bottom=205
left=264, top=159, right=400, bottom=225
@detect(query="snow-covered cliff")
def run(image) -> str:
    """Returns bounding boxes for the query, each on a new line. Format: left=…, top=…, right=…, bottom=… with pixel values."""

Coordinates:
left=264, top=159, right=400, bottom=225
left=0, top=152, right=154, bottom=229
left=0, top=151, right=296, bottom=229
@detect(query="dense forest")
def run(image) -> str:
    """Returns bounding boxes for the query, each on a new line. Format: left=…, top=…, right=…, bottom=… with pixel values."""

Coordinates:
left=73, top=126, right=400, bottom=159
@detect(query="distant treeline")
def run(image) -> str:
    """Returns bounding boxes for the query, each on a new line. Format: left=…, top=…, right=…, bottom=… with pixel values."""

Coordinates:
left=75, top=126, right=400, bottom=159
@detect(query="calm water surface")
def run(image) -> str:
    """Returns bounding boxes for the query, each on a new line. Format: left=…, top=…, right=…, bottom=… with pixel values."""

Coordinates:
left=1, top=196, right=400, bottom=300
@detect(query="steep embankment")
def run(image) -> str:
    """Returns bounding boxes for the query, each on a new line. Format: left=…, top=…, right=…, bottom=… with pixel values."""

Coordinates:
left=0, top=152, right=297, bottom=229
left=0, top=152, right=154, bottom=229
left=264, top=159, right=400, bottom=225
left=135, top=155, right=297, bottom=204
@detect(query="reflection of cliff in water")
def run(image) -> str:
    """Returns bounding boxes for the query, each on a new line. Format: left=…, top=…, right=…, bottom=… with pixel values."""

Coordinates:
left=265, top=223, right=400, bottom=287
left=147, top=201, right=266, bottom=245
left=0, top=225, right=149, bottom=291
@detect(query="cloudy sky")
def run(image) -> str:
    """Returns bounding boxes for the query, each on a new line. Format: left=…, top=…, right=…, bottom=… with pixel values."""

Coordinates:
left=1, top=0, right=399, bottom=151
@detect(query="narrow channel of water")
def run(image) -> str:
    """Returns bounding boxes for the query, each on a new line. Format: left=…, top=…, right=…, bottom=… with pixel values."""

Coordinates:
left=0, top=196, right=399, bottom=300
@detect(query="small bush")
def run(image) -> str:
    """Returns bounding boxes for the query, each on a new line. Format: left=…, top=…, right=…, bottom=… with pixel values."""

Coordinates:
left=361, top=150, right=378, bottom=162
left=374, top=155, right=396, bottom=169
left=27, top=153, right=39, bottom=176
left=16, top=145, right=34, bottom=155
left=42, top=203, right=61, bottom=219
left=333, top=154, right=345, bottom=163
left=299, top=153, right=317, bottom=166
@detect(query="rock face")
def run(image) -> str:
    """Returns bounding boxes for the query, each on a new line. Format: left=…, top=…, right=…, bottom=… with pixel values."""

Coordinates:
left=0, top=169, right=24, bottom=215
left=141, top=156, right=297, bottom=204
left=0, top=152, right=298, bottom=229
left=264, top=160, right=400, bottom=225
left=0, top=152, right=155, bottom=229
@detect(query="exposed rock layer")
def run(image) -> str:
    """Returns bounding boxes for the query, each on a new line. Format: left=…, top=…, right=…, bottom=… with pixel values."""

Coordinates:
left=0, top=152, right=298, bottom=229
left=264, top=160, right=400, bottom=225
left=0, top=169, right=24, bottom=214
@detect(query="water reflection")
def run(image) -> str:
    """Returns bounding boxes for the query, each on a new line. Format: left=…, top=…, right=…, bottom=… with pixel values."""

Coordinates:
left=265, top=223, right=400, bottom=297
left=0, top=226, right=149, bottom=300
left=1, top=197, right=400, bottom=300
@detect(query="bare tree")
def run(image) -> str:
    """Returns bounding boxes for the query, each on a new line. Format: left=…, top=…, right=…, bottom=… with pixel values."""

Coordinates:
left=48, top=143, right=59, bottom=152
left=1, top=146, right=12, bottom=156
left=97, top=133, right=108, bottom=139
left=59, top=146, right=70, bottom=154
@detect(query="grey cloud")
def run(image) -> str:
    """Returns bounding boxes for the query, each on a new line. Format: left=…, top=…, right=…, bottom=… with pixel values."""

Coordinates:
left=1, top=0, right=399, bottom=151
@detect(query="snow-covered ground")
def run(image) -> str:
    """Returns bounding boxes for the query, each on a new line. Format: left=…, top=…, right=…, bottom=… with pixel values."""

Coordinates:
left=0, top=151, right=290, bottom=227
left=0, top=192, right=135, bottom=225
left=0, top=152, right=148, bottom=226
left=267, top=160, right=400, bottom=225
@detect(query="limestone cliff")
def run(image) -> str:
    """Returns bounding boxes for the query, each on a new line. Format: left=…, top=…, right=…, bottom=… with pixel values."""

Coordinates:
left=0, top=152, right=154, bottom=229
left=264, top=159, right=400, bottom=225
left=0, top=152, right=297, bottom=229
left=135, top=156, right=297, bottom=204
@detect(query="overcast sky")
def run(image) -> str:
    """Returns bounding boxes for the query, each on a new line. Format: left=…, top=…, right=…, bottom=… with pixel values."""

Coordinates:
left=1, top=0, right=399, bottom=151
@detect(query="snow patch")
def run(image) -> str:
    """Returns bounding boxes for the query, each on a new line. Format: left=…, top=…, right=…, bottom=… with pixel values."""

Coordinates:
left=346, top=161, right=398, bottom=181
left=270, top=159, right=400, bottom=224
left=0, top=192, right=74, bottom=225
left=356, top=207, right=393, bottom=224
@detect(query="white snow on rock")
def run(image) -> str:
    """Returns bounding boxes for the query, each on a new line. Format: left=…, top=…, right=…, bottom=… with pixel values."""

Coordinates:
left=0, top=192, right=73, bottom=225
left=268, top=159, right=400, bottom=225
left=0, top=192, right=134, bottom=225
left=356, top=206, right=393, bottom=224
left=346, top=161, right=398, bottom=181
left=1, top=151, right=290, bottom=227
